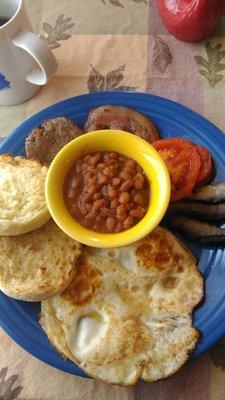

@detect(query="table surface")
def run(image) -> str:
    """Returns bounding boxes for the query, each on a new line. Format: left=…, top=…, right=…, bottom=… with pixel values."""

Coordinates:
left=1, top=1, right=225, bottom=399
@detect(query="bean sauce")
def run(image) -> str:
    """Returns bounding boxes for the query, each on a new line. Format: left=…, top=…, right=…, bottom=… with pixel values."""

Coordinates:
left=64, top=152, right=149, bottom=233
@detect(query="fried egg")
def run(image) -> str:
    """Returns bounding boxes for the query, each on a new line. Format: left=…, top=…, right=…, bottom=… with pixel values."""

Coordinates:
left=40, top=226, right=204, bottom=385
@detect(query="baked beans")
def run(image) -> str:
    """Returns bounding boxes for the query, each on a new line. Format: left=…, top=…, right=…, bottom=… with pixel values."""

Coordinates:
left=64, top=151, right=149, bottom=233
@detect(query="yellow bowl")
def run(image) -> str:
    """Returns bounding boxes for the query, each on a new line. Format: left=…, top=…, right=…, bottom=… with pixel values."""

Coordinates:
left=46, top=130, right=171, bottom=248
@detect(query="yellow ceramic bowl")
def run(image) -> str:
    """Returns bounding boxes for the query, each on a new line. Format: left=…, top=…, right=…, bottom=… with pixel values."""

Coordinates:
left=46, top=130, right=171, bottom=248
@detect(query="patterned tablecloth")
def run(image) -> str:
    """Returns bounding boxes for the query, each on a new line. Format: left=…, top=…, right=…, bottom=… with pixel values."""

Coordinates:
left=0, top=1, right=225, bottom=399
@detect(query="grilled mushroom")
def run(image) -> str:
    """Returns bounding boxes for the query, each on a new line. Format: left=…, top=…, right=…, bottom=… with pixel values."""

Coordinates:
left=189, top=182, right=225, bottom=203
left=168, top=201, right=225, bottom=222
left=167, top=216, right=225, bottom=245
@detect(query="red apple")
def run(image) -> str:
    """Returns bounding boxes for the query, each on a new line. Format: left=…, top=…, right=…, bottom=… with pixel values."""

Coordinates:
left=156, top=0, right=225, bottom=42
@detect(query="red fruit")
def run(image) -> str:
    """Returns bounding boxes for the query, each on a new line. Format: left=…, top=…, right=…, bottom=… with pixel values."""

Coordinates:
left=156, top=0, right=225, bottom=42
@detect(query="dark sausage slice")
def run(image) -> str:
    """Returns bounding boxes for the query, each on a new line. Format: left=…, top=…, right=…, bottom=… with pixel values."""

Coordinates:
left=25, top=117, right=83, bottom=165
left=84, top=105, right=159, bottom=143
left=168, top=216, right=225, bottom=245
left=189, top=182, right=225, bottom=203
left=168, top=201, right=225, bottom=221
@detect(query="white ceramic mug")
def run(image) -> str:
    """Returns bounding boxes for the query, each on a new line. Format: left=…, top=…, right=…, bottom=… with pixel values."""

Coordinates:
left=0, top=0, right=57, bottom=105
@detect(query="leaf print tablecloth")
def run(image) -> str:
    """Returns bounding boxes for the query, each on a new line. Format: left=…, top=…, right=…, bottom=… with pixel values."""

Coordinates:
left=0, top=1, right=225, bottom=399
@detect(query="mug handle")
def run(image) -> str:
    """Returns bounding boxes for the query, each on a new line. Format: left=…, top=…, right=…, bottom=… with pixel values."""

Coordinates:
left=12, top=31, right=57, bottom=85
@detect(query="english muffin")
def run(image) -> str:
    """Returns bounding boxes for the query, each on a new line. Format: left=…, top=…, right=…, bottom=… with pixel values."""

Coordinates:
left=25, top=117, right=83, bottom=164
left=0, top=220, right=81, bottom=301
left=0, top=154, right=50, bottom=236
left=40, top=226, right=204, bottom=385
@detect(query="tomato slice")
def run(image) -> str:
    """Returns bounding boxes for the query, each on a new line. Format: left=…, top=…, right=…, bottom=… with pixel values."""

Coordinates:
left=195, top=146, right=213, bottom=187
left=152, top=138, right=201, bottom=202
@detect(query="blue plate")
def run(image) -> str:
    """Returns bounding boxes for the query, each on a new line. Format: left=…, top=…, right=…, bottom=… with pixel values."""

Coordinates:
left=0, top=91, right=225, bottom=377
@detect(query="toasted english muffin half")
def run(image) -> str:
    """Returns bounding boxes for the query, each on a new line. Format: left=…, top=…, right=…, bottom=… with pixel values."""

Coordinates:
left=40, top=226, right=204, bottom=386
left=0, top=154, right=50, bottom=236
left=0, top=220, right=81, bottom=301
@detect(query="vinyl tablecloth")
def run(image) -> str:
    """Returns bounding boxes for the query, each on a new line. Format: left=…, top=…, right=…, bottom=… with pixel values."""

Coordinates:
left=1, top=1, right=225, bottom=399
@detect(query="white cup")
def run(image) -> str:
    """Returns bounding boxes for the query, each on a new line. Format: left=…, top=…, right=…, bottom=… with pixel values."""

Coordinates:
left=0, top=0, right=57, bottom=105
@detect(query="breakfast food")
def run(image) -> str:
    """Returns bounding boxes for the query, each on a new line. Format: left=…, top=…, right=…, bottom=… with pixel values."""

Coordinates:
left=0, top=154, right=50, bottom=236
left=166, top=180, right=225, bottom=246
left=189, top=182, right=225, bottom=203
left=153, top=138, right=213, bottom=201
left=0, top=220, right=81, bottom=301
left=168, top=201, right=225, bottom=222
left=168, top=216, right=225, bottom=245
left=40, top=226, right=203, bottom=385
left=64, top=151, right=149, bottom=233
left=194, top=146, right=213, bottom=187
left=84, top=105, right=159, bottom=143
left=25, top=117, right=82, bottom=165
left=0, top=103, right=213, bottom=385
